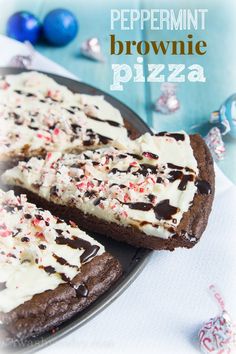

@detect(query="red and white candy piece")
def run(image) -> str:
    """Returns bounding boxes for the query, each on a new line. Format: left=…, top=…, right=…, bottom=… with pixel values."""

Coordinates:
left=199, top=285, right=236, bottom=353
left=155, top=83, right=180, bottom=114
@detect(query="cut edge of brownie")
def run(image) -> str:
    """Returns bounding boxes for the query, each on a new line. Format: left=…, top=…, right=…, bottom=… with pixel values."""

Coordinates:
left=0, top=252, right=122, bottom=342
left=5, top=134, right=215, bottom=251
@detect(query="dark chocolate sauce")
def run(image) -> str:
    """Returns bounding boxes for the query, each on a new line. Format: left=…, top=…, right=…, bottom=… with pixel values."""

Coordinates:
left=84, top=190, right=97, bottom=198
left=80, top=245, right=100, bottom=263
left=55, top=229, right=64, bottom=235
left=21, top=237, right=30, bottom=242
left=178, top=174, right=194, bottom=191
left=118, top=154, right=127, bottom=159
left=156, top=132, right=185, bottom=141
left=167, top=163, right=183, bottom=170
left=110, top=167, right=128, bottom=175
left=138, top=164, right=157, bottom=176
left=65, top=108, right=75, bottom=115
left=43, top=266, right=56, bottom=275
left=93, top=197, right=106, bottom=206
left=55, top=236, right=100, bottom=264
left=154, top=199, right=179, bottom=220
left=127, top=153, right=143, bottom=160
left=60, top=272, right=89, bottom=298
left=97, top=134, right=112, bottom=145
left=53, top=253, right=78, bottom=268
left=168, top=170, right=183, bottom=182
left=71, top=123, right=81, bottom=134
left=147, top=194, right=156, bottom=203
left=14, top=90, right=35, bottom=97
left=35, top=214, right=43, bottom=220
left=128, top=202, right=153, bottom=211
left=28, top=126, right=39, bottom=131
left=54, top=272, right=88, bottom=298
left=110, top=183, right=126, bottom=189
left=10, top=112, right=20, bottom=120
left=75, top=283, right=89, bottom=297
left=195, top=180, right=211, bottom=195
left=70, top=106, right=81, bottom=111
left=87, top=115, right=121, bottom=127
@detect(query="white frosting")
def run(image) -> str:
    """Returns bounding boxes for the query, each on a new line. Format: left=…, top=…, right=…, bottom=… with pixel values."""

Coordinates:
left=2, top=132, right=199, bottom=240
left=0, top=189, right=105, bottom=313
left=0, top=71, right=128, bottom=161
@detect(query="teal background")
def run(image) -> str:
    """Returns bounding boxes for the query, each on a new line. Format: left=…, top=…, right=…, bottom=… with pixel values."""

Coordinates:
left=0, top=0, right=235, bottom=182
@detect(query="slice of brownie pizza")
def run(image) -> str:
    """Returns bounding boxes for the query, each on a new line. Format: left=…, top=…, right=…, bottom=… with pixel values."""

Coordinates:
left=0, top=189, right=122, bottom=341
left=2, top=131, right=215, bottom=251
left=0, top=71, right=128, bottom=163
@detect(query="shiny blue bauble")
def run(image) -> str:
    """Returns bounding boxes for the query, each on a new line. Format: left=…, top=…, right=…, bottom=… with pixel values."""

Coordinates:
left=6, top=11, right=41, bottom=44
left=43, top=9, right=78, bottom=46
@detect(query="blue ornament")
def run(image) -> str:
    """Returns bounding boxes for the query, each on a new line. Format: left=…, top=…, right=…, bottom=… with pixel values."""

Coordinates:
left=6, top=11, right=41, bottom=45
left=43, top=9, right=78, bottom=46
left=211, top=94, right=236, bottom=138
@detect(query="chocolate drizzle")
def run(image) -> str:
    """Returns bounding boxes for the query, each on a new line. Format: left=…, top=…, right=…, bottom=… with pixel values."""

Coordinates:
left=97, top=134, right=112, bottom=145
left=138, top=164, right=157, bottom=176
left=60, top=273, right=88, bottom=297
left=80, top=245, right=100, bottom=263
left=55, top=236, right=100, bottom=264
left=53, top=253, right=78, bottom=268
left=128, top=202, right=153, bottom=211
left=178, top=174, right=194, bottom=191
left=87, top=115, right=122, bottom=127
left=156, top=132, right=185, bottom=141
left=168, top=166, right=195, bottom=191
left=168, top=170, right=183, bottom=182
left=195, top=180, right=211, bottom=195
left=127, top=153, right=143, bottom=160
left=42, top=266, right=89, bottom=298
left=154, top=199, right=179, bottom=220
left=167, top=163, right=183, bottom=170
left=43, top=266, right=56, bottom=275
left=94, top=197, right=106, bottom=206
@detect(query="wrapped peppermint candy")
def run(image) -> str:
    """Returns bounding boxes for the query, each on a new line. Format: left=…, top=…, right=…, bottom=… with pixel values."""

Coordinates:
left=204, top=127, right=226, bottom=161
left=80, top=37, right=104, bottom=62
left=155, top=83, right=180, bottom=114
left=211, top=94, right=236, bottom=138
left=199, top=285, right=236, bottom=354
left=9, top=41, right=34, bottom=68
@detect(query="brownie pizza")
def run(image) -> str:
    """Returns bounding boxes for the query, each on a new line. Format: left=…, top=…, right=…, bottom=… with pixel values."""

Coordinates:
left=2, top=131, right=215, bottom=251
left=0, top=71, right=215, bottom=344
left=0, top=189, right=122, bottom=341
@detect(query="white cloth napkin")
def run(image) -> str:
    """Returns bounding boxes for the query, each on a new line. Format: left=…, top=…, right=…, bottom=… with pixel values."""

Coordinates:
left=0, top=35, right=236, bottom=354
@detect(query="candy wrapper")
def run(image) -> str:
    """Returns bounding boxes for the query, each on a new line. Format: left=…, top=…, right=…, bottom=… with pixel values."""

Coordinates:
left=199, top=285, right=236, bottom=354
left=80, top=37, right=104, bottom=62
left=204, top=127, right=226, bottom=161
left=211, top=94, right=236, bottom=138
left=9, top=41, right=34, bottom=68
left=155, top=83, right=180, bottom=114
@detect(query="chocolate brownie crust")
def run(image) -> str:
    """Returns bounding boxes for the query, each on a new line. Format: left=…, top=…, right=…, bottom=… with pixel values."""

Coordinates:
left=7, top=134, right=215, bottom=251
left=0, top=252, right=122, bottom=341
